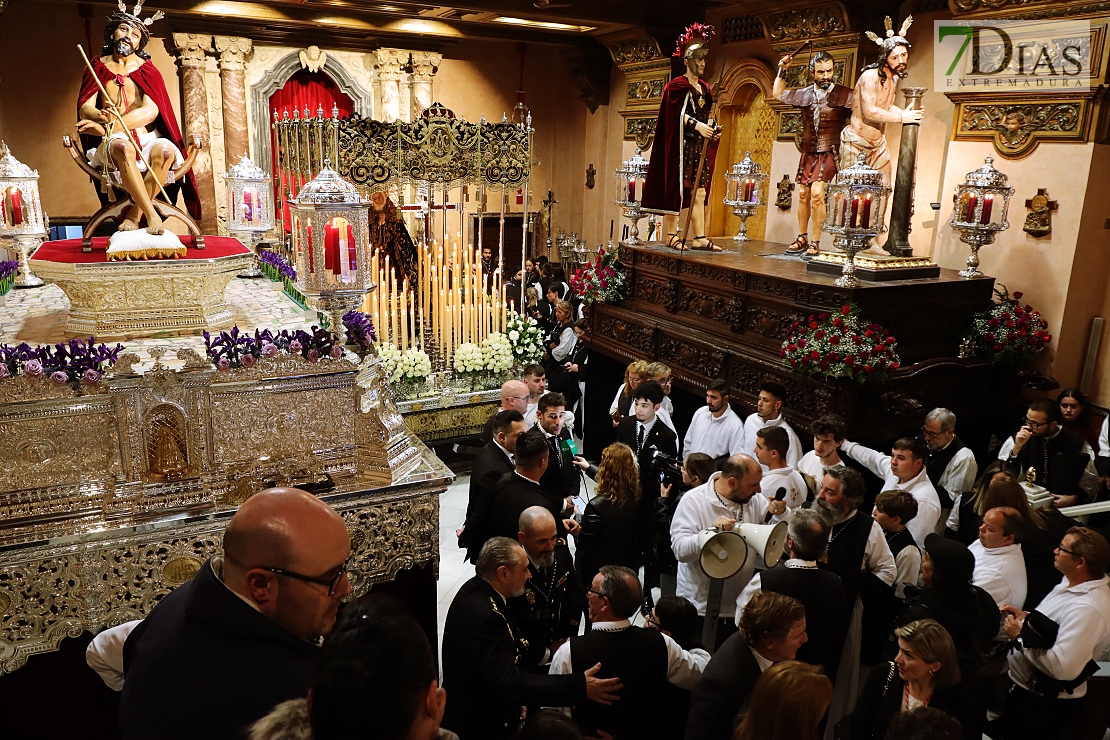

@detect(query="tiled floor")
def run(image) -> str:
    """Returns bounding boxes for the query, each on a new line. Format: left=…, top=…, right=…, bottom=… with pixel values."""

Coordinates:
left=0, top=278, right=318, bottom=368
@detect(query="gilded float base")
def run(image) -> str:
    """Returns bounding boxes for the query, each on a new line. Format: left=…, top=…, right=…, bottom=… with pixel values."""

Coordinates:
left=30, top=251, right=253, bottom=340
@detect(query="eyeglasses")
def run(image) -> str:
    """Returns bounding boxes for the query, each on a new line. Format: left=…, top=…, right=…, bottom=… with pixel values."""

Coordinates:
left=1055, top=545, right=1080, bottom=558
left=1024, top=417, right=1050, bottom=429
left=509, top=395, right=530, bottom=402
left=585, top=588, right=608, bottom=599
left=266, top=558, right=349, bottom=597
left=920, top=426, right=947, bottom=439
left=643, top=614, right=660, bottom=629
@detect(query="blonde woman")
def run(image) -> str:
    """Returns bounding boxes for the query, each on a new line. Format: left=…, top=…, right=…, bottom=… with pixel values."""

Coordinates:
left=575, top=443, right=642, bottom=587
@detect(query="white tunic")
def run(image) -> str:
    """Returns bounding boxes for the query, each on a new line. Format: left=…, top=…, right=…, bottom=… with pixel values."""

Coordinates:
left=682, top=405, right=745, bottom=460
left=841, top=441, right=941, bottom=544
left=969, top=540, right=1027, bottom=609
left=742, top=413, right=803, bottom=469
left=759, top=465, right=808, bottom=514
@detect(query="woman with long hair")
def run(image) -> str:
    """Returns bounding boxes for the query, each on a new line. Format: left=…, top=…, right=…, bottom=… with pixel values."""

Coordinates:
left=1057, top=387, right=1101, bottom=449
left=574, top=443, right=642, bottom=587
left=734, top=661, right=832, bottom=740
left=843, top=619, right=976, bottom=740
left=978, top=478, right=1078, bottom=609
left=545, top=301, right=578, bottom=405
left=947, top=460, right=1021, bottom=545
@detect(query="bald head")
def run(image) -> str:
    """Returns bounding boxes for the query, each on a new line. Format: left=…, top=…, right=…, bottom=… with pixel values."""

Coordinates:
left=501, top=380, right=529, bottom=414
left=222, top=488, right=352, bottom=640
left=518, top=505, right=556, bottom=535
left=517, top=505, right=557, bottom=568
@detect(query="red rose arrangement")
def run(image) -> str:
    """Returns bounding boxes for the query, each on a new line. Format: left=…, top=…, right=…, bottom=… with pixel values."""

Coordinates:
left=964, top=285, right=1050, bottom=365
left=781, top=304, right=901, bottom=383
left=569, top=247, right=626, bottom=305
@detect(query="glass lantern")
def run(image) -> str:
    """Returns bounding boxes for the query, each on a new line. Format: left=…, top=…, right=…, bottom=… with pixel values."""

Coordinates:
left=821, top=154, right=891, bottom=288
left=224, top=153, right=273, bottom=278
left=613, top=148, right=649, bottom=245
left=949, top=156, right=1014, bottom=278
left=722, top=152, right=769, bottom=242
left=289, top=159, right=373, bottom=344
left=0, top=141, right=47, bottom=288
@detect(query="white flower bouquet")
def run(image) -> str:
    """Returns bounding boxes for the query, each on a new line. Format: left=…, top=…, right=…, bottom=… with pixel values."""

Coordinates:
left=504, top=314, right=545, bottom=367
left=398, top=347, right=432, bottom=381
left=482, top=332, right=515, bottom=375
left=454, top=342, right=485, bottom=375
left=375, top=342, right=402, bottom=377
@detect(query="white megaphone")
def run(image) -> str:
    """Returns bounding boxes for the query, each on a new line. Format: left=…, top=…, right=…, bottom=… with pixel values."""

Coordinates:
left=736, top=521, right=789, bottom=568
left=697, top=528, right=748, bottom=579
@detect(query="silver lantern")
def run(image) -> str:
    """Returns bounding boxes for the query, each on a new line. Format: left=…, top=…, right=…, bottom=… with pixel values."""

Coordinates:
left=722, top=152, right=768, bottom=242
left=949, top=156, right=1014, bottom=278
left=224, top=153, right=273, bottom=278
left=613, top=148, right=649, bottom=245
left=0, top=141, right=47, bottom=288
left=821, top=154, right=890, bottom=288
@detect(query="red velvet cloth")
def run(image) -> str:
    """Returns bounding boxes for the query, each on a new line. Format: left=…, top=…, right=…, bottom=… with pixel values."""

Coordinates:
left=78, top=57, right=201, bottom=220
left=641, top=75, right=718, bottom=214
left=32, top=236, right=249, bottom=264
left=269, top=71, right=355, bottom=219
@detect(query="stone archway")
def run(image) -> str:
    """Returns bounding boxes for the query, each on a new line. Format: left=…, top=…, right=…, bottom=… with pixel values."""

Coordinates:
left=708, top=60, right=777, bottom=241
left=250, top=52, right=374, bottom=182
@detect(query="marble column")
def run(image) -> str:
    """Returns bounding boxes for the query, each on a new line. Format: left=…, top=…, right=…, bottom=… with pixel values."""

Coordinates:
left=887, top=87, right=927, bottom=257
left=172, top=33, right=218, bottom=234
left=374, top=49, right=407, bottom=123
left=214, top=36, right=252, bottom=170
left=410, top=52, right=442, bottom=119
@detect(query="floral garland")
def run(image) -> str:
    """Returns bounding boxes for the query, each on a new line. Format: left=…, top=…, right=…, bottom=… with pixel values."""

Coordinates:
left=342, top=310, right=376, bottom=352
left=504, top=313, right=545, bottom=367
left=482, top=332, right=515, bottom=375
left=203, top=326, right=343, bottom=369
left=964, top=286, right=1050, bottom=365
left=0, top=337, right=123, bottom=387
left=781, top=304, right=901, bottom=383
left=569, top=247, right=626, bottom=305
left=0, top=260, right=17, bottom=296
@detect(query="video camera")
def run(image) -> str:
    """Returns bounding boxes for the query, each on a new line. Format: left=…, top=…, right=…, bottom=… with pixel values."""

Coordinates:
left=651, top=450, right=685, bottom=487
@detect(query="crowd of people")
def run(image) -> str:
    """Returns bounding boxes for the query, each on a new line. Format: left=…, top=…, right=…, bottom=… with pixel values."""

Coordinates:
left=82, top=335, right=1110, bottom=740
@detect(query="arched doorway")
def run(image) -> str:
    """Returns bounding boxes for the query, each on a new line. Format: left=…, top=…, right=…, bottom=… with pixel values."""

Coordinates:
left=709, top=62, right=777, bottom=241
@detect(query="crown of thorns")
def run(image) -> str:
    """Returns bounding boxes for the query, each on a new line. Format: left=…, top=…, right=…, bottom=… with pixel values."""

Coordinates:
left=109, top=1, right=165, bottom=32
left=673, top=23, right=715, bottom=59
left=865, top=16, right=913, bottom=54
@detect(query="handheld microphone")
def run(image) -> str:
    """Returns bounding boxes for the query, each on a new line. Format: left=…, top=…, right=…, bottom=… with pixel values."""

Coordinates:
left=764, top=486, right=788, bottom=523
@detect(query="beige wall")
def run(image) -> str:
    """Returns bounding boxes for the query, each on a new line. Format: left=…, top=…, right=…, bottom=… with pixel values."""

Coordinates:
left=0, top=2, right=181, bottom=219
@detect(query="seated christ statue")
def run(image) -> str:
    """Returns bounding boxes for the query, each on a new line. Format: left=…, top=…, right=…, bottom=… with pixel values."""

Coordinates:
left=76, top=2, right=199, bottom=235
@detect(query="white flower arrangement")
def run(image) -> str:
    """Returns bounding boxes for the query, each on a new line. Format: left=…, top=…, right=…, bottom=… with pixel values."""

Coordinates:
left=375, top=342, right=401, bottom=377
left=454, top=342, right=485, bottom=375
left=482, top=332, right=515, bottom=375
left=398, top=348, right=432, bottom=381
left=504, top=314, right=545, bottom=366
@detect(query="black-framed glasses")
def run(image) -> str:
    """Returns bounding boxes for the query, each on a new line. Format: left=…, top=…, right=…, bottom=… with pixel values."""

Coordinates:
left=1024, top=417, right=1049, bottom=429
left=920, top=426, right=946, bottom=439
left=1055, top=544, right=1080, bottom=558
left=585, top=588, right=608, bottom=599
left=266, top=558, right=349, bottom=597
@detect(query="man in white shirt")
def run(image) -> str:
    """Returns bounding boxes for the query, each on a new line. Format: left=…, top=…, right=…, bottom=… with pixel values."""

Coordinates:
left=922, top=408, right=978, bottom=513
left=753, top=426, right=807, bottom=514
left=522, top=363, right=573, bottom=431
left=841, top=437, right=941, bottom=544
left=741, top=381, right=802, bottom=468
left=669, top=454, right=786, bottom=645
left=549, top=565, right=708, bottom=736
left=1000, top=527, right=1110, bottom=739
left=797, top=414, right=847, bottom=489
left=684, top=379, right=746, bottom=462
left=969, top=506, right=1027, bottom=610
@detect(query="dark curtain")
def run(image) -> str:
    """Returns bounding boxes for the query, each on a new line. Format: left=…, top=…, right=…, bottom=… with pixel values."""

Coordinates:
left=269, top=71, right=355, bottom=225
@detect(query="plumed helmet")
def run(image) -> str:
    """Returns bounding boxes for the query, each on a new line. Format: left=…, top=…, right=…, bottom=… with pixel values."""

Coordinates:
left=673, top=23, right=715, bottom=61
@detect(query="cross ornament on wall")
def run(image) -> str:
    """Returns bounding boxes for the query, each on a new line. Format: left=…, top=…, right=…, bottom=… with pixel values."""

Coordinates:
left=1023, top=188, right=1057, bottom=238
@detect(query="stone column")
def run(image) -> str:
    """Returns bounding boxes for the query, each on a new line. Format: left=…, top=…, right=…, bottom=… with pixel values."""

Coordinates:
left=410, top=52, right=442, bottom=119
left=214, top=36, right=252, bottom=170
left=373, top=49, right=407, bottom=123
left=887, top=87, right=927, bottom=257
left=172, top=33, right=218, bottom=234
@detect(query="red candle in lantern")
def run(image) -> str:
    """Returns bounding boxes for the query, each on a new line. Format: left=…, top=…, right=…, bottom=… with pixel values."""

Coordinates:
left=980, top=194, right=993, bottom=225
left=628, top=178, right=636, bottom=203
left=849, top=194, right=860, bottom=228
left=324, top=220, right=358, bottom=276
left=7, top=188, right=23, bottom=226
left=306, top=220, right=314, bottom=273
left=965, top=193, right=977, bottom=223
left=242, top=188, right=256, bottom=225
left=860, top=193, right=872, bottom=228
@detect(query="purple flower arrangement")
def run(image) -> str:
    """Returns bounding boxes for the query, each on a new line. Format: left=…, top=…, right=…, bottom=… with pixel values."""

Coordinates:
left=0, top=338, right=124, bottom=388
left=342, top=310, right=376, bottom=352
left=203, top=325, right=344, bottom=369
left=0, top=260, right=18, bottom=296
left=258, top=251, right=296, bottom=282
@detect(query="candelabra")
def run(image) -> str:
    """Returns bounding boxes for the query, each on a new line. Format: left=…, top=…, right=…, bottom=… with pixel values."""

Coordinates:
left=613, top=149, right=648, bottom=244
left=821, top=155, right=890, bottom=288
left=949, top=157, right=1014, bottom=278
left=722, top=152, right=769, bottom=242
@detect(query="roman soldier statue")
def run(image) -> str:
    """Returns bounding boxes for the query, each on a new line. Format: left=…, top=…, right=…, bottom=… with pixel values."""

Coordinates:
left=840, top=16, right=923, bottom=185
left=641, top=23, right=722, bottom=251
left=77, top=2, right=200, bottom=234
left=773, top=51, right=854, bottom=260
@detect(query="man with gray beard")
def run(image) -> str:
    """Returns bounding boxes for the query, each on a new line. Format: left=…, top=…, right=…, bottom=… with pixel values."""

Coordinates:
left=811, top=466, right=896, bottom=599
left=508, top=506, right=586, bottom=666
